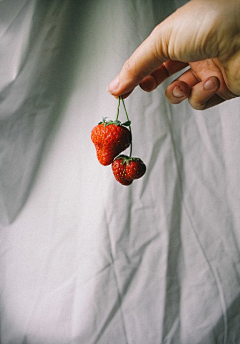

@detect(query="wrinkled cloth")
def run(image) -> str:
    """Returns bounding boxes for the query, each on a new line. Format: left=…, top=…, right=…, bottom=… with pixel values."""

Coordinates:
left=0, top=1, right=240, bottom=343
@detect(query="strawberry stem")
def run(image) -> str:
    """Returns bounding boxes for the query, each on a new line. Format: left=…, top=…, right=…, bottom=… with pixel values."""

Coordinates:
left=121, top=96, right=132, bottom=158
left=121, top=96, right=130, bottom=123
left=116, top=96, right=121, bottom=121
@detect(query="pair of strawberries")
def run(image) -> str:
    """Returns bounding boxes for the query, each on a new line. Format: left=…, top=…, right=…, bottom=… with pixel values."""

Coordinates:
left=91, top=98, right=146, bottom=186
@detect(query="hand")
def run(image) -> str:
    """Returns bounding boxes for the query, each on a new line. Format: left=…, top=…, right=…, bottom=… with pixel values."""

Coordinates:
left=107, top=0, right=240, bottom=110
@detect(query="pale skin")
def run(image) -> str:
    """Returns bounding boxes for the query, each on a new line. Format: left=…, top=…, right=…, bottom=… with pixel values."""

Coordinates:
left=107, top=0, right=240, bottom=110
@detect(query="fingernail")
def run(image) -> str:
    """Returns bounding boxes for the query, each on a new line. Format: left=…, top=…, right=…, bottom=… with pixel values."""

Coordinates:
left=173, top=86, right=185, bottom=98
left=107, top=76, right=119, bottom=93
left=203, top=77, right=219, bottom=90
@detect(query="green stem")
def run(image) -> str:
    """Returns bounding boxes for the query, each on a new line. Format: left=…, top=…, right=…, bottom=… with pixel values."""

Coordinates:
left=121, top=96, right=130, bottom=122
left=116, top=96, right=121, bottom=121
left=121, top=96, right=132, bottom=157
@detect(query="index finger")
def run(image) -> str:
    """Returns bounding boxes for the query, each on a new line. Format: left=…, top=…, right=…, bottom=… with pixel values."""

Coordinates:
left=107, top=29, right=168, bottom=97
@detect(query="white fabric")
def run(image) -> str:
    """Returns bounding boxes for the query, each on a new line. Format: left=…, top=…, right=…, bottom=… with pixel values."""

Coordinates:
left=0, top=1, right=240, bottom=343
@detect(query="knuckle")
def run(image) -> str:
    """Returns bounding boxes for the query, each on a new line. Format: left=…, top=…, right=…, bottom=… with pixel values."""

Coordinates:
left=150, top=22, right=173, bottom=61
left=150, top=23, right=161, bottom=38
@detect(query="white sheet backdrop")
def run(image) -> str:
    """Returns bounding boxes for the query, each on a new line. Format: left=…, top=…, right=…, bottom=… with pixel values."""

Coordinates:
left=0, top=1, right=240, bottom=343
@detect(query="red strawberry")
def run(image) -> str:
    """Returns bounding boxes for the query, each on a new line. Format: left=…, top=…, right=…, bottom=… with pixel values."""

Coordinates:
left=112, top=155, right=146, bottom=186
left=91, top=119, right=131, bottom=166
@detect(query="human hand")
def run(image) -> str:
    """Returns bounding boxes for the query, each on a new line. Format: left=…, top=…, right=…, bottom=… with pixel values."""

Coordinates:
left=107, top=0, right=240, bottom=110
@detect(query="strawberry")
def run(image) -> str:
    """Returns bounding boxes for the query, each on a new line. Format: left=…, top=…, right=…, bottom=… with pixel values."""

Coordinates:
left=112, top=155, right=146, bottom=186
left=91, top=119, right=131, bottom=166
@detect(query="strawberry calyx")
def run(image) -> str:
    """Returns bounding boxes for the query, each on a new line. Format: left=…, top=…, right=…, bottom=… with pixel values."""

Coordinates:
left=98, top=117, right=131, bottom=128
left=114, top=155, right=142, bottom=165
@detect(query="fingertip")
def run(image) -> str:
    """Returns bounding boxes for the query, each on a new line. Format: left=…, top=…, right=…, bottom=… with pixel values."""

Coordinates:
left=203, top=76, right=220, bottom=91
left=172, top=85, right=185, bottom=98
left=107, top=75, right=135, bottom=98
left=165, top=81, right=190, bottom=104
left=107, top=76, right=120, bottom=95
left=189, top=76, right=221, bottom=110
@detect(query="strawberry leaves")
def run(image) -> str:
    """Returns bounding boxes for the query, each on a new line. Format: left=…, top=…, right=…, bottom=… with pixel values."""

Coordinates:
left=98, top=117, right=131, bottom=128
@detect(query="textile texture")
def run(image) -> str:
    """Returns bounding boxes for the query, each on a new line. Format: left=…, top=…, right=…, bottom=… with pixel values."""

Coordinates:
left=0, top=1, right=240, bottom=343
